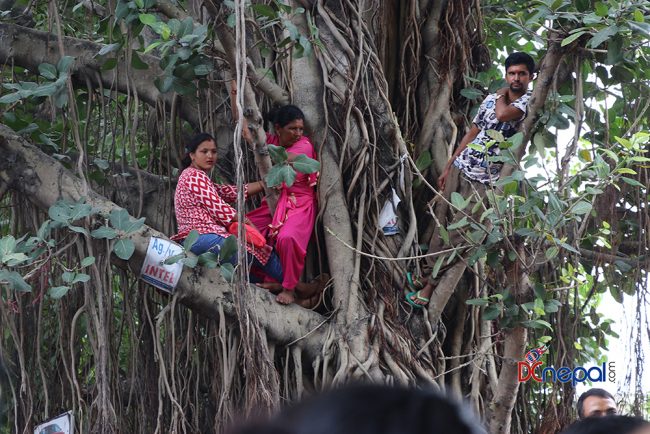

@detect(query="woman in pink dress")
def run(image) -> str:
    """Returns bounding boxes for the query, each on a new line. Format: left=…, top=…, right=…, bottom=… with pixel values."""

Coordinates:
left=246, top=105, right=319, bottom=305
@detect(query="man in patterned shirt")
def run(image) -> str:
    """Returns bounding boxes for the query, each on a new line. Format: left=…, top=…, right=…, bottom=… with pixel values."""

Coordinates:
left=407, top=52, right=535, bottom=308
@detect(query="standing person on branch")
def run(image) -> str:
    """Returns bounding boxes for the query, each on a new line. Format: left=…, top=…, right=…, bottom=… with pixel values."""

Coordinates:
left=407, top=52, right=536, bottom=308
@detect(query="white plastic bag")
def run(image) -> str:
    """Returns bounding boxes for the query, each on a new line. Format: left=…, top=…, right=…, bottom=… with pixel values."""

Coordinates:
left=378, top=188, right=401, bottom=236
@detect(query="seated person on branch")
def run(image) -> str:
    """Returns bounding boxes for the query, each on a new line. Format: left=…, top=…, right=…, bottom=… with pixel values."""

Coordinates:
left=406, top=51, right=535, bottom=308
left=171, top=132, right=326, bottom=308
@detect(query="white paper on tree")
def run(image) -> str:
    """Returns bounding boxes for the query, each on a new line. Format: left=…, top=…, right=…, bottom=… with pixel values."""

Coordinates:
left=34, top=411, right=74, bottom=434
left=140, top=237, right=184, bottom=293
left=378, top=188, right=401, bottom=236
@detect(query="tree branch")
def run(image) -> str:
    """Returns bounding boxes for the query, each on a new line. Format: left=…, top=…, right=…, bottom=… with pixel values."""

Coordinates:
left=0, top=124, right=328, bottom=359
left=0, top=23, right=201, bottom=127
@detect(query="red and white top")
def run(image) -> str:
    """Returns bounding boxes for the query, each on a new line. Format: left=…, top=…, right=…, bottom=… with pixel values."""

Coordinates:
left=172, top=167, right=271, bottom=264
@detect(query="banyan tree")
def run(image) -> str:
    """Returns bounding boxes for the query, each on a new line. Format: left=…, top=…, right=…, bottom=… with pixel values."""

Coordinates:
left=0, top=1, right=648, bottom=433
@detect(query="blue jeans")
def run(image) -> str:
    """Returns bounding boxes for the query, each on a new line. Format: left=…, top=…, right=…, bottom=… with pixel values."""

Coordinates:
left=189, top=233, right=283, bottom=284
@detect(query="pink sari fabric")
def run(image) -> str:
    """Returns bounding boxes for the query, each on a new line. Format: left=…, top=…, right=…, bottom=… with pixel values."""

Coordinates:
left=247, top=134, right=318, bottom=290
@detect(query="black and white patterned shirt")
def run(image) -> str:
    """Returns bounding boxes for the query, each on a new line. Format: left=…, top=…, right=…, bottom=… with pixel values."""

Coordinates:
left=453, top=90, right=531, bottom=184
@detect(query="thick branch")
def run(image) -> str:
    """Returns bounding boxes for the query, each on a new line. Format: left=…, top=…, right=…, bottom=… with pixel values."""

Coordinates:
left=0, top=23, right=200, bottom=127
left=0, top=124, right=328, bottom=359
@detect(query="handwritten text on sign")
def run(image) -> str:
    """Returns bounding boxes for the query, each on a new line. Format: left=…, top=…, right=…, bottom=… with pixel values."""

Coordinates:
left=140, top=237, right=183, bottom=293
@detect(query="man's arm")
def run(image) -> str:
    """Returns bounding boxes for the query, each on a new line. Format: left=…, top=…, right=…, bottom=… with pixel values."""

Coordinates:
left=494, top=87, right=526, bottom=122
left=437, top=124, right=481, bottom=192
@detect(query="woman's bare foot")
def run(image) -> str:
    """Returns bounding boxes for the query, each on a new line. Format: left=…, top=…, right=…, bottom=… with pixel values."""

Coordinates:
left=276, top=290, right=296, bottom=305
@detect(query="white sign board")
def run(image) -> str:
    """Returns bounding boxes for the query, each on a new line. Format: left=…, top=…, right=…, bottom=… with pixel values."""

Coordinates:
left=34, top=411, right=73, bottom=434
left=140, top=237, right=184, bottom=293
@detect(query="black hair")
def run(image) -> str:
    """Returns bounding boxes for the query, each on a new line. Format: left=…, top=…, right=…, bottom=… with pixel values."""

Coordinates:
left=561, top=415, right=649, bottom=434
left=266, top=105, right=305, bottom=129
left=504, top=52, right=535, bottom=75
left=231, top=383, right=486, bottom=434
left=577, top=388, right=616, bottom=419
left=182, top=132, right=215, bottom=168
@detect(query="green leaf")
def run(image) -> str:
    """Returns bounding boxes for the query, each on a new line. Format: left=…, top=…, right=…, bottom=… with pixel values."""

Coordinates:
left=219, top=235, right=237, bottom=262
left=139, top=13, right=157, bottom=25
left=587, top=26, right=618, bottom=49
left=628, top=21, right=650, bottom=38
left=101, top=58, right=118, bottom=71
left=521, top=319, right=553, bottom=330
left=0, top=92, right=23, bottom=104
left=267, top=144, right=289, bottom=164
left=614, top=260, right=632, bottom=273
left=198, top=252, right=219, bottom=268
left=71, top=273, right=90, bottom=284
left=131, top=51, right=149, bottom=70
left=430, top=255, right=444, bottom=280
left=183, top=230, right=200, bottom=251
left=164, top=253, right=185, bottom=265
left=98, top=43, right=121, bottom=56
left=144, top=40, right=162, bottom=54
left=252, top=3, right=276, bottom=19
left=0, top=236, right=16, bottom=261
left=2, top=253, right=28, bottom=267
left=134, top=0, right=144, bottom=8
left=171, top=77, right=196, bottom=95
left=266, top=164, right=296, bottom=188
left=594, top=2, right=608, bottom=16
left=62, top=271, right=75, bottom=283
left=91, top=226, right=117, bottom=239
left=49, top=203, right=71, bottom=223
left=48, top=286, right=70, bottom=299
left=113, top=239, right=135, bottom=260
left=460, top=87, right=483, bottom=100
left=620, top=177, right=645, bottom=188
left=109, top=209, right=132, bottom=231
left=615, top=168, right=637, bottom=176
left=486, top=129, right=504, bottom=142
left=439, top=225, right=449, bottom=245
left=570, top=200, right=592, bottom=215
left=447, top=216, right=469, bottom=231
left=220, top=263, right=234, bottom=282
left=533, top=297, right=545, bottom=316
left=483, top=305, right=501, bottom=321
left=182, top=255, right=198, bottom=268
left=0, top=270, right=31, bottom=292
left=68, top=225, right=89, bottom=236
left=32, top=83, right=59, bottom=98
left=450, top=192, right=463, bottom=210
left=70, top=202, right=92, bottom=221
left=124, top=217, right=145, bottom=234
left=415, top=151, right=432, bottom=172
left=39, top=63, right=58, bottom=80
left=81, top=256, right=95, bottom=267
left=561, top=30, right=588, bottom=47
left=545, top=246, right=559, bottom=260
left=194, top=64, right=212, bottom=76
left=466, top=298, right=489, bottom=306
left=57, top=56, right=75, bottom=73
left=292, top=154, right=320, bottom=174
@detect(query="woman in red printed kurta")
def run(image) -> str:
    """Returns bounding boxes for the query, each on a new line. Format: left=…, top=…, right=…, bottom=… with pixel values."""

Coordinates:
left=246, top=105, right=319, bottom=305
left=171, top=133, right=283, bottom=280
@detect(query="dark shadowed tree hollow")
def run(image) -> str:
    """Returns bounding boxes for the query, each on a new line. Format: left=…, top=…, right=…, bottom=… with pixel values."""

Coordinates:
left=0, top=1, right=649, bottom=433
